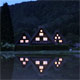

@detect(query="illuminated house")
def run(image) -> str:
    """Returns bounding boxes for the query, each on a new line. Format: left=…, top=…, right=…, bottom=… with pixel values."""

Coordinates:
left=53, top=31, right=64, bottom=44
left=16, top=32, right=30, bottom=46
left=31, top=27, right=53, bottom=44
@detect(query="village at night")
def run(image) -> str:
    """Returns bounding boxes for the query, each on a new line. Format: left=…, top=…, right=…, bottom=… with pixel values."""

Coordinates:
left=0, top=0, right=80, bottom=80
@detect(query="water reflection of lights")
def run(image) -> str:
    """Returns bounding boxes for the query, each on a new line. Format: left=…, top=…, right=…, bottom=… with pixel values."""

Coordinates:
left=59, top=58, right=63, bottom=61
left=35, top=61, right=40, bottom=65
left=22, top=61, right=26, bottom=65
left=20, top=57, right=24, bottom=61
left=19, top=57, right=29, bottom=66
left=54, top=58, right=63, bottom=68
left=43, top=61, right=48, bottom=65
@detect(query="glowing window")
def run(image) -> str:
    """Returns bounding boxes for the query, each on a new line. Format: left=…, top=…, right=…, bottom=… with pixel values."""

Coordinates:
left=43, top=61, right=48, bottom=65
left=25, top=58, right=29, bottom=61
left=25, top=40, right=29, bottom=43
left=40, top=29, right=43, bottom=32
left=23, top=36, right=26, bottom=39
left=59, top=58, right=63, bottom=61
left=20, top=40, right=24, bottom=43
left=56, top=34, right=59, bottom=36
left=55, top=61, right=57, bottom=65
left=39, top=33, right=44, bottom=36
left=56, top=64, right=59, bottom=67
left=58, top=36, right=60, bottom=39
left=20, top=58, right=24, bottom=61
left=35, top=61, right=40, bottom=65
left=55, top=36, right=57, bottom=39
left=58, top=62, right=61, bottom=65
left=43, top=37, right=48, bottom=41
left=54, top=40, right=56, bottom=42
left=59, top=40, right=62, bottom=43
left=35, top=37, right=40, bottom=41
left=22, top=61, right=26, bottom=65
left=40, top=69, right=43, bottom=73
left=39, top=66, right=44, bottom=70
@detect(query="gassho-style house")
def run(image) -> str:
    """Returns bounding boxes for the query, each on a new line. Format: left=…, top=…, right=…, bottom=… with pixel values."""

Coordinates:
left=15, top=27, right=68, bottom=50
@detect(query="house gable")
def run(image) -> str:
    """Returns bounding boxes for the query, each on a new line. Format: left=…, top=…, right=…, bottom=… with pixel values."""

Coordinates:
left=53, top=31, right=64, bottom=44
left=16, top=32, right=30, bottom=45
left=31, top=27, right=53, bottom=44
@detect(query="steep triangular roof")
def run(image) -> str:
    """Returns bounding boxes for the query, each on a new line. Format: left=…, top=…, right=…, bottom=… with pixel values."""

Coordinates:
left=16, top=32, right=30, bottom=45
left=31, top=27, right=53, bottom=44
left=52, top=30, right=64, bottom=44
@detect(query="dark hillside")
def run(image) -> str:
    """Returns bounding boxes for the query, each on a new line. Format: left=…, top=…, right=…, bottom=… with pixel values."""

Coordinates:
left=8, top=1, right=79, bottom=43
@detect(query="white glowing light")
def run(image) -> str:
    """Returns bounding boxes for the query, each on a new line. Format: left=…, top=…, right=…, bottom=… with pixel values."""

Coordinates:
left=56, top=64, right=59, bottom=67
left=39, top=66, right=44, bottom=70
left=22, top=61, right=26, bottom=65
left=23, top=36, right=26, bottom=39
left=40, top=69, right=43, bottom=73
left=20, top=40, right=24, bottom=43
left=55, top=61, right=57, bottom=65
left=59, top=58, right=63, bottom=61
left=58, top=36, right=60, bottom=39
left=25, top=40, right=29, bottom=43
left=54, top=40, right=56, bottom=42
left=20, top=58, right=24, bottom=61
left=59, top=40, right=63, bottom=43
left=25, top=58, right=29, bottom=61
left=58, top=61, right=61, bottom=65
left=43, top=37, right=48, bottom=41
left=43, top=61, right=48, bottom=65
left=55, top=36, right=57, bottom=39
left=40, top=29, right=43, bottom=32
left=35, top=61, right=40, bottom=65
left=56, top=34, right=59, bottom=36
left=39, top=33, right=44, bottom=36
left=35, top=37, right=40, bottom=41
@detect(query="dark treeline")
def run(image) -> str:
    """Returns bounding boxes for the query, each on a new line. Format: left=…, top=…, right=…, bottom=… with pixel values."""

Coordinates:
left=1, top=3, right=14, bottom=44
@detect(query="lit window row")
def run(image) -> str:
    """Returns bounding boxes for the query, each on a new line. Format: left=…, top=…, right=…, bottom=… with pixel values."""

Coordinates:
left=20, top=40, right=29, bottom=43
left=55, top=36, right=61, bottom=39
left=54, top=39, right=63, bottom=43
left=35, top=37, right=48, bottom=41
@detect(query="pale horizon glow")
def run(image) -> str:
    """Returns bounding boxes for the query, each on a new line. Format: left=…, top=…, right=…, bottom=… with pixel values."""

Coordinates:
left=0, top=0, right=37, bottom=6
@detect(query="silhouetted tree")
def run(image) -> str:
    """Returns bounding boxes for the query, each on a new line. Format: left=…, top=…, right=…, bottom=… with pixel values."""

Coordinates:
left=1, top=3, right=14, bottom=43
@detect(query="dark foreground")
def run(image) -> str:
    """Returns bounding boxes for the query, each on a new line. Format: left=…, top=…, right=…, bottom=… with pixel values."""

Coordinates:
left=1, top=51, right=80, bottom=80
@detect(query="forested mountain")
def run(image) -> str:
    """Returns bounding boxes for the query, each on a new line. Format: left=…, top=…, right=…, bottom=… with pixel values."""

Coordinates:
left=1, top=1, right=79, bottom=43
